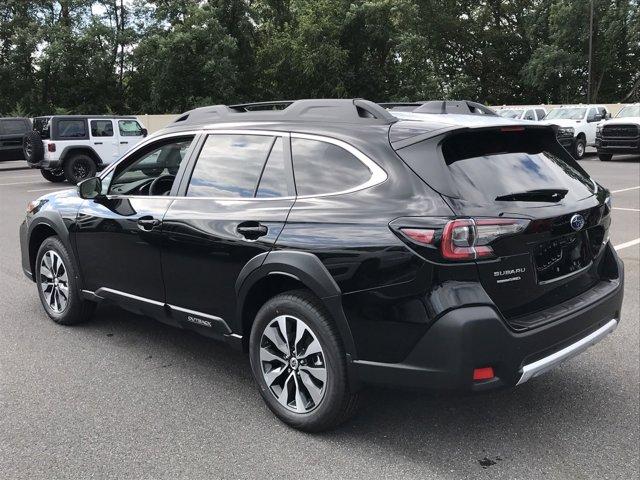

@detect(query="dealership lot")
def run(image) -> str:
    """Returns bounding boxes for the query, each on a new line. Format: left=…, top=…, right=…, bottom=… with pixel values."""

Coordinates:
left=0, top=156, right=638, bottom=479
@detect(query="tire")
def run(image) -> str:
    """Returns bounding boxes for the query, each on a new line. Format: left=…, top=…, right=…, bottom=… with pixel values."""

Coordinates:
left=249, top=290, right=359, bottom=432
left=63, top=154, right=96, bottom=184
left=23, top=131, right=44, bottom=164
left=35, top=236, right=96, bottom=325
left=41, top=169, right=67, bottom=183
left=573, top=137, right=586, bottom=159
left=598, top=153, right=613, bottom=162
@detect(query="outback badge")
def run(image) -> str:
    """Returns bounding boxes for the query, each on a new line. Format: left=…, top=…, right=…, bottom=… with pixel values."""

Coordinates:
left=570, top=213, right=585, bottom=231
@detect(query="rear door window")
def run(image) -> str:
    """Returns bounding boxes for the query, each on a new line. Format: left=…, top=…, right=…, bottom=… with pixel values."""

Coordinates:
left=256, top=138, right=289, bottom=198
left=291, top=138, right=372, bottom=196
left=90, top=120, right=114, bottom=137
left=187, top=134, right=276, bottom=198
left=535, top=109, right=546, bottom=120
left=523, top=110, right=535, bottom=120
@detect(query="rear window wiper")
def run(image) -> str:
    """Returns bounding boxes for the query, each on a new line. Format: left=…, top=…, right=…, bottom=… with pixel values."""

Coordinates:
left=495, top=188, right=568, bottom=202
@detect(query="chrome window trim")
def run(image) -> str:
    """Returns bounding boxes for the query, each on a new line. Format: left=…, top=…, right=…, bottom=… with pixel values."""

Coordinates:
left=98, top=129, right=202, bottom=179
left=289, top=132, right=388, bottom=199
left=99, top=128, right=388, bottom=201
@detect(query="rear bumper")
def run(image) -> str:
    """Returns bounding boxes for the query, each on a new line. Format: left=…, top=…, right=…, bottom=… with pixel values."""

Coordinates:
left=353, top=246, right=624, bottom=391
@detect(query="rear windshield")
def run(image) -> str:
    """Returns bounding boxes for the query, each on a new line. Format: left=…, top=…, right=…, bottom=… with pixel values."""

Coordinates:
left=398, top=129, right=595, bottom=201
left=33, top=117, right=51, bottom=139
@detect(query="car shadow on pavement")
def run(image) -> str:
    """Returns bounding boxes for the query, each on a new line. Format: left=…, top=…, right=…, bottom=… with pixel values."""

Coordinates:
left=83, top=304, right=622, bottom=473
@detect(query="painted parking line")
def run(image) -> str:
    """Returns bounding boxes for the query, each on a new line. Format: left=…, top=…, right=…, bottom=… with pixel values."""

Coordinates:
left=0, top=180, right=42, bottom=186
left=26, top=187, right=71, bottom=193
left=614, top=238, right=640, bottom=251
left=613, top=207, right=640, bottom=212
left=0, top=173, right=41, bottom=180
left=611, top=186, right=640, bottom=193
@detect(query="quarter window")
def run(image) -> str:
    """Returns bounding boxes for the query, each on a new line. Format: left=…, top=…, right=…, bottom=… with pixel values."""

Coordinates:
left=90, top=120, right=114, bottom=137
left=291, top=138, right=372, bottom=196
left=187, top=134, right=276, bottom=198
left=57, top=119, right=86, bottom=138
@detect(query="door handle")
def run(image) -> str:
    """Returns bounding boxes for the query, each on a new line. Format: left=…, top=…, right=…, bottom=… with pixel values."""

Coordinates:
left=94, top=142, right=103, bottom=145
left=237, top=222, right=268, bottom=239
left=120, top=141, right=128, bottom=145
left=138, top=217, right=161, bottom=231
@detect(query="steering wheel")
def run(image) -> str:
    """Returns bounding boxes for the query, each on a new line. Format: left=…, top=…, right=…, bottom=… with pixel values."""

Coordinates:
left=149, top=174, right=176, bottom=196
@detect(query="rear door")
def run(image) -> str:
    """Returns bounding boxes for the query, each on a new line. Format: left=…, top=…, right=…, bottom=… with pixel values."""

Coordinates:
left=396, top=127, right=610, bottom=324
left=89, top=119, right=118, bottom=164
left=160, top=130, right=295, bottom=334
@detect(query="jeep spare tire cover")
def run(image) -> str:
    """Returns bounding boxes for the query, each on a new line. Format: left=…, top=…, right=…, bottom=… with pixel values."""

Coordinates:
left=23, top=131, right=45, bottom=164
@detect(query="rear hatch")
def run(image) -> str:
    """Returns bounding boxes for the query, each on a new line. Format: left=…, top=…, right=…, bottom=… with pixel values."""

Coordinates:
left=395, top=126, right=612, bottom=329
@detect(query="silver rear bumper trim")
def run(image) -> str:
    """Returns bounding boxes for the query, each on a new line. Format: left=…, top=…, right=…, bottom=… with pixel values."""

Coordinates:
left=516, top=318, right=618, bottom=386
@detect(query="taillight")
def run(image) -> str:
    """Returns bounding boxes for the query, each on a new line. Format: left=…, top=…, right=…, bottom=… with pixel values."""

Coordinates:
left=399, top=228, right=435, bottom=245
left=47, top=143, right=56, bottom=152
left=441, top=218, right=528, bottom=260
left=395, top=218, right=528, bottom=261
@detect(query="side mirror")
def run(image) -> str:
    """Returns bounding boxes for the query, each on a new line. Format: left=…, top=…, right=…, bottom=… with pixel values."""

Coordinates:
left=141, top=128, right=148, bottom=137
left=606, top=112, right=612, bottom=119
left=78, top=177, right=103, bottom=199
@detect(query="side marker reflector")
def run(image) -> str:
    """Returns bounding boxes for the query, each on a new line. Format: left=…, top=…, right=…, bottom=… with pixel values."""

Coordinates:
left=473, top=367, right=495, bottom=381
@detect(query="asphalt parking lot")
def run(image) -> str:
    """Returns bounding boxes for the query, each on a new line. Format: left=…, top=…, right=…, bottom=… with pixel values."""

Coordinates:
left=1, top=155, right=638, bottom=480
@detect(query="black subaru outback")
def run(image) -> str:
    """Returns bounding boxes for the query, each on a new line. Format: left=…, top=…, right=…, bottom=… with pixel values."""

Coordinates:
left=19, top=99, right=624, bottom=431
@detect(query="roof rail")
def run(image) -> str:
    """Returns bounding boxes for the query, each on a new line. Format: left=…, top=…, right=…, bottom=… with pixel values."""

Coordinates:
left=170, top=99, right=398, bottom=126
left=413, top=100, right=498, bottom=116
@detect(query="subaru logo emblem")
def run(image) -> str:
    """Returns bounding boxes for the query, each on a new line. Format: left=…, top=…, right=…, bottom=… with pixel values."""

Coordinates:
left=570, top=214, right=585, bottom=231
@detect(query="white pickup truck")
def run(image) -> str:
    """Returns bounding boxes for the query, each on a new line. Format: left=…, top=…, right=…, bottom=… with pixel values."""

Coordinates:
left=595, top=104, right=640, bottom=161
left=23, top=115, right=148, bottom=183
left=541, top=105, right=610, bottom=159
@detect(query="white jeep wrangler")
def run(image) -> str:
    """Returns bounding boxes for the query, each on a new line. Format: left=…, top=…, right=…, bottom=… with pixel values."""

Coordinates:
left=23, top=116, right=147, bottom=183
left=541, top=105, right=609, bottom=159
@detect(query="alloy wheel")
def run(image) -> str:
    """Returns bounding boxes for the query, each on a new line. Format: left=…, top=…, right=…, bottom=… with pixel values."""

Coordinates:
left=73, top=161, right=89, bottom=180
left=39, top=250, right=69, bottom=313
left=259, top=315, right=327, bottom=413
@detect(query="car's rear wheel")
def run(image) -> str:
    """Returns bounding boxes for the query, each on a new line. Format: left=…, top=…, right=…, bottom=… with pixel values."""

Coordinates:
left=41, top=169, right=67, bottom=183
left=598, top=153, right=613, bottom=162
left=35, top=236, right=95, bottom=325
left=249, top=290, right=359, bottom=432
left=573, top=137, right=586, bottom=159
left=64, top=154, right=96, bottom=184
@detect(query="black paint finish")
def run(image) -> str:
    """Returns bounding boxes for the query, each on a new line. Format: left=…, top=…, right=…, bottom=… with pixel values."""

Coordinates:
left=19, top=113, right=625, bottom=391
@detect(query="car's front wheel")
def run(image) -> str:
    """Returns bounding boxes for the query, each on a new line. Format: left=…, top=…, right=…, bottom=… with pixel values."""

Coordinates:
left=573, top=137, right=586, bottom=159
left=35, top=236, right=95, bottom=325
left=249, top=290, right=359, bottom=431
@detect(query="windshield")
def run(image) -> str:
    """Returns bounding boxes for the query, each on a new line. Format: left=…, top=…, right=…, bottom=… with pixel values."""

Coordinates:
left=545, top=108, right=586, bottom=120
left=616, top=105, right=640, bottom=118
left=498, top=109, right=523, bottom=119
